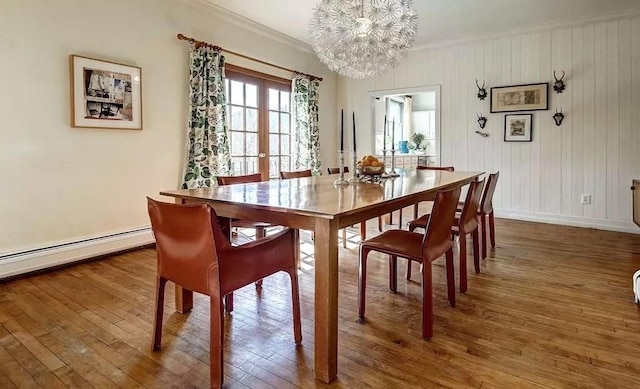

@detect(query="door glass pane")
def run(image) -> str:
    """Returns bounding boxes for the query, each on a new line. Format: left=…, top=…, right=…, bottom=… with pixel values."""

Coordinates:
left=230, top=132, right=244, bottom=156
left=246, top=84, right=258, bottom=108
left=269, top=89, right=279, bottom=110
left=269, top=156, right=279, bottom=179
left=245, top=157, right=258, bottom=174
left=281, top=156, right=290, bottom=172
left=246, top=132, right=257, bottom=156
left=231, top=106, right=244, bottom=131
left=280, top=134, right=290, bottom=155
left=280, top=113, right=290, bottom=133
left=269, top=134, right=280, bottom=155
left=231, top=157, right=244, bottom=175
left=280, top=91, right=290, bottom=112
left=230, top=80, right=244, bottom=105
left=269, top=111, right=279, bottom=133
left=246, top=108, right=258, bottom=132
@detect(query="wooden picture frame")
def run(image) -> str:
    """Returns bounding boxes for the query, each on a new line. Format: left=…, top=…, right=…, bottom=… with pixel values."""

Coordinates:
left=490, top=83, right=548, bottom=113
left=504, top=114, right=533, bottom=142
left=70, top=55, right=142, bottom=130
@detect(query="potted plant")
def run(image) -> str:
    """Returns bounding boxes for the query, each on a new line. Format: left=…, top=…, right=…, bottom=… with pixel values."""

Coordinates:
left=410, top=132, right=425, bottom=153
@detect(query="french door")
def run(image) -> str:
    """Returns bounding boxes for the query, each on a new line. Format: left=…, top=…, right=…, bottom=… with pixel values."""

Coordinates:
left=225, top=66, right=293, bottom=179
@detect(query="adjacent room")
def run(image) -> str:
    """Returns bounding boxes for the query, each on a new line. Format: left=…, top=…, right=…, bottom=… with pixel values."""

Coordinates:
left=1, top=0, right=640, bottom=388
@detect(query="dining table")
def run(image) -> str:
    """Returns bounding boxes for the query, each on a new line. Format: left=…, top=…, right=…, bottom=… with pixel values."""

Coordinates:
left=160, top=169, right=483, bottom=383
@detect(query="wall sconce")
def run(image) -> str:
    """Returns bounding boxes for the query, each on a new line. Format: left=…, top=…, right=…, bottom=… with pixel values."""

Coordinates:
left=476, top=79, right=487, bottom=100
left=553, top=108, right=565, bottom=126
left=553, top=71, right=566, bottom=93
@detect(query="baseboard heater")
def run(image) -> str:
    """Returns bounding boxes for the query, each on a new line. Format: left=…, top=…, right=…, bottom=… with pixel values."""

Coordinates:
left=0, top=227, right=155, bottom=279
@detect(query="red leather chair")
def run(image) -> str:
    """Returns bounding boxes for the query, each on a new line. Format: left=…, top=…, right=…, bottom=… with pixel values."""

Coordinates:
left=358, top=186, right=461, bottom=340
left=147, top=198, right=301, bottom=389
left=408, top=179, right=485, bottom=292
left=477, top=172, right=500, bottom=259
left=279, top=169, right=313, bottom=179
left=389, top=166, right=455, bottom=228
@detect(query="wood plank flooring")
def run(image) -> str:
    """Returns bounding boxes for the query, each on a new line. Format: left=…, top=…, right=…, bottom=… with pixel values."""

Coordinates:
left=1, top=216, right=640, bottom=388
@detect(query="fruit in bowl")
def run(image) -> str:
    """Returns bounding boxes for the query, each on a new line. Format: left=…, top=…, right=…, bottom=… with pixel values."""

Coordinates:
left=356, top=155, right=385, bottom=175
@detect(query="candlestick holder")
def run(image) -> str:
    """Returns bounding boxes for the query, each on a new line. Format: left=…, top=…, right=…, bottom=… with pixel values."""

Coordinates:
left=348, top=152, right=362, bottom=184
left=334, top=151, right=349, bottom=186
left=387, top=149, right=399, bottom=177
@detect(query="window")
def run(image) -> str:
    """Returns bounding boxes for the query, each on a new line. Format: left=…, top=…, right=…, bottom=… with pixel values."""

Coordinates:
left=225, top=65, right=292, bottom=179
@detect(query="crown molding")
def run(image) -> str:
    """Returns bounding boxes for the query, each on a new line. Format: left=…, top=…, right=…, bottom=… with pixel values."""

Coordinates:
left=411, top=8, right=640, bottom=52
left=177, top=0, right=313, bottom=53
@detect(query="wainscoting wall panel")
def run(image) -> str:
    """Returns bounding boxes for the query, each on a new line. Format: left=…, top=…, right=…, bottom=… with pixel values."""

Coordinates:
left=344, top=16, right=640, bottom=233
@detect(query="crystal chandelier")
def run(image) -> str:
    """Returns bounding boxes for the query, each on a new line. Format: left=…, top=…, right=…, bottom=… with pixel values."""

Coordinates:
left=309, top=0, right=418, bottom=79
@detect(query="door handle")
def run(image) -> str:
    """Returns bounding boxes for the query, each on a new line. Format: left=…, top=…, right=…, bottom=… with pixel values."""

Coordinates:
left=258, top=152, right=266, bottom=158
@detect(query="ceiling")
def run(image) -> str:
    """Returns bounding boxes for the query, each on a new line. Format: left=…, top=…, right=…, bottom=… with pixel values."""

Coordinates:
left=203, top=0, right=640, bottom=47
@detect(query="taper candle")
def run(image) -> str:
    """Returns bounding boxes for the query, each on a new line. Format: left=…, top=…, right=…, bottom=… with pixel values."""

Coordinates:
left=391, top=119, right=395, bottom=151
left=383, top=114, right=387, bottom=151
left=340, top=109, right=344, bottom=151
left=352, top=111, right=356, bottom=152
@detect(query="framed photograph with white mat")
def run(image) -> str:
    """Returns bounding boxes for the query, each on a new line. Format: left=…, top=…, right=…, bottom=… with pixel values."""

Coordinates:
left=70, top=55, right=142, bottom=130
left=504, top=114, right=532, bottom=142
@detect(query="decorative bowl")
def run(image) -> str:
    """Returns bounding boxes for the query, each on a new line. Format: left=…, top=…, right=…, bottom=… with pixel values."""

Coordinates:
left=356, top=165, right=385, bottom=176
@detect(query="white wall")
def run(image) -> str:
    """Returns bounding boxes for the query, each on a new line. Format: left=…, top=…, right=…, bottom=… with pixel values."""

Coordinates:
left=343, top=16, right=640, bottom=232
left=0, top=0, right=337, bottom=259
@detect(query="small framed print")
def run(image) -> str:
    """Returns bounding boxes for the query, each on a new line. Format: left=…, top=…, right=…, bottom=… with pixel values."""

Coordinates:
left=504, top=114, right=533, bottom=142
left=70, top=55, right=142, bottom=130
left=490, top=83, right=548, bottom=113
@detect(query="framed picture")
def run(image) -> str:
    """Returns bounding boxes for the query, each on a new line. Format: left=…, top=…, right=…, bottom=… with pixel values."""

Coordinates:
left=490, top=83, right=548, bottom=113
left=70, top=55, right=142, bottom=130
left=504, top=114, right=533, bottom=142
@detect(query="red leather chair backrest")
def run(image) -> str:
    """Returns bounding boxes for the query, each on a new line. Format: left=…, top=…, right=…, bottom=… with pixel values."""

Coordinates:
left=480, top=171, right=500, bottom=215
left=416, top=166, right=455, bottom=172
left=217, top=173, right=262, bottom=186
left=422, top=186, right=462, bottom=261
left=147, top=198, right=219, bottom=295
left=280, top=169, right=312, bottom=179
left=327, top=166, right=349, bottom=174
left=459, top=179, right=486, bottom=233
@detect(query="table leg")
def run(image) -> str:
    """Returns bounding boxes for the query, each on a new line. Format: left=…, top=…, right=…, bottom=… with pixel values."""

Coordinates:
left=313, top=218, right=339, bottom=383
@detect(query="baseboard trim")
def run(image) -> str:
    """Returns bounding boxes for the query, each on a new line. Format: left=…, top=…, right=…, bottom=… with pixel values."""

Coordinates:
left=495, top=209, right=640, bottom=234
left=0, top=228, right=155, bottom=279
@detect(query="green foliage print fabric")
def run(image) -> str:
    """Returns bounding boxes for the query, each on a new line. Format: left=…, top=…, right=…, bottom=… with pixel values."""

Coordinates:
left=182, top=47, right=231, bottom=189
left=292, top=75, right=321, bottom=176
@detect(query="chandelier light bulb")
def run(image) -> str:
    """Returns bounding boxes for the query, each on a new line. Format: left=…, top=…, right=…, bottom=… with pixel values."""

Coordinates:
left=309, top=0, right=418, bottom=79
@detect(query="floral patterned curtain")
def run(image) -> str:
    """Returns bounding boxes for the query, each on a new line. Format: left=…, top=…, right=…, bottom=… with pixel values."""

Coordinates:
left=292, top=74, right=321, bottom=175
left=182, top=46, right=230, bottom=189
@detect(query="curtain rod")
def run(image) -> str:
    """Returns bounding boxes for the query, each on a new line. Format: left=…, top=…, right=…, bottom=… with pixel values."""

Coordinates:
left=176, top=33, right=323, bottom=82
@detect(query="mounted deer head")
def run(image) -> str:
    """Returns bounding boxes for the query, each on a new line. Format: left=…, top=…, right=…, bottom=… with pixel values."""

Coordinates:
left=477, top=113, right=487, bottom=129
left=476, top=79, right=487, bottom=100
left=553, top=108, right=565, bottom=126
left=553, top=71, right=566, bottom=93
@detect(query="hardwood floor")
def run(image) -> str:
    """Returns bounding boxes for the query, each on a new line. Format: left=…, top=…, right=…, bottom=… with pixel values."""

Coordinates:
left=1, top=216, right=640, bottom=388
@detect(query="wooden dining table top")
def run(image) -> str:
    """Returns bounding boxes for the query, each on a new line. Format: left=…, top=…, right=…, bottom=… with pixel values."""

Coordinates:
left=160, top=170, right=484, bottom=219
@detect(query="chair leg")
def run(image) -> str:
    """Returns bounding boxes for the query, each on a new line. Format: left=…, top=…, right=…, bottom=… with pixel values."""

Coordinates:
left=481, top=214, right=488, bottom=259
left=342, top=228, right=347, bottom=249
left=489, top=211, right=496, bottom=248
left=459, top=233, right=468, bottom=294
left=255, top=227, right=266, bottom=287
left=413, top=203, right=419, bottom=220
left=378, top=216, right=383, bottom=232
left=398, top=208, right=403, bottom=229
left=288, top=269, right=302, bottom=345
left=406, top=259, right=412, bottom=280
left=360, top=221, right=367, bottom=241
left=210, top=295, right=224, bottom=389
left=224, top=293, right=233, bottom=313
left=421, top=260, right=434, bottom=340
left=472, top=228, right=480, bottom=273
left=151, top=276, right=167, bottom=351
left=445, top=248, right=456, bottom=307
left=389, top=255, right=398, bottom=293
left=358, top=246, right=371, bottom=322
left=293, top=229, right=301, bottom=270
